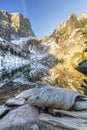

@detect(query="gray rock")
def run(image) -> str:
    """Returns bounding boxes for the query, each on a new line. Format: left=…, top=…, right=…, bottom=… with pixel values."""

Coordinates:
left=0, top=105, right=9, bottom=118
left=0, top=104, right=39, bottom=130
left=76, top=60, right=87, bottom=76
left=39, top=113, right=87, bottom=130
left=16, top=85, right=83, bottom=110
left=5, top=97, right=26, bottom=107
left=31, top=124, right=39, bottom=130
left=0, top=104, right=64, bottom=130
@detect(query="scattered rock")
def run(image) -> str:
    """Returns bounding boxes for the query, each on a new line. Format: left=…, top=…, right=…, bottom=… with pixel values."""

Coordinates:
left=5, top=97, right=26, bottom=107
left=1, top=85, right=87, bottom=130
left=31, top=124, right=39, bottom=130
left=39, top=113, right=87, bottom=130
left=0, top=104, right=63, bottom=130
left=48, top=109, right=87, bottom=119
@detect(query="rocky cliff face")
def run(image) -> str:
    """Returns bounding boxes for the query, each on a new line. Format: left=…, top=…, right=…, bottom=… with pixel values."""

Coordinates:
left=0, top=10, right=34, bottom=41
left=40, top=13, right=87, bottom=94
left=0, top=11, right=87, bottom=104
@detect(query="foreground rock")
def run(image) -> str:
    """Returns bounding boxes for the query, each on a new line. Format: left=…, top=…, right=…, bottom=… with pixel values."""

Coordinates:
left=1, top=84, right=87, bottom=130
left=0, top=104, right=64, bottom=130
left=0, top=104, right=39, bottom=130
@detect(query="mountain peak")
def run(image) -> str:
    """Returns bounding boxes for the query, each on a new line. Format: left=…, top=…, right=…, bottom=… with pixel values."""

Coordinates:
left=11, top=12, right=35, bottom=38
left=65, top=13, right=79, bottom=35
left=0, top=10, right=8, bottom=15
left=0, top=10, right=35, bottom=41
left=68, top=13, right=77, bottom=20
left=78, top=14, right=87, bottom=27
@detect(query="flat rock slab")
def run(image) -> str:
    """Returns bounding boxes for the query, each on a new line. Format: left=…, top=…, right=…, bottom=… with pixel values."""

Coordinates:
left=39, top=113, right=87, bottom=130
left=0, top=104, right=64, bottom=130
left=5, top=97, right=26, bottom=107
left=0, top=105, right=9, bottom=119
left=0, top=104, right=39, bottom=130
left=48, top=109, right=87, bottom=119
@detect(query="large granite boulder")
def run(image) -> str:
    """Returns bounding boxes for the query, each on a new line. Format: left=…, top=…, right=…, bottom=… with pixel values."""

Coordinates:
left=0, top=98, right=64, bottom=130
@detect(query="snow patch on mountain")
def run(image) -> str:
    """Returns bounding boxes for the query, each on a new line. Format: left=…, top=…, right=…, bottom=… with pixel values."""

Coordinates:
left=11, top=36, right=33, bottom=45
left=0, top=51, right=29, bottom=72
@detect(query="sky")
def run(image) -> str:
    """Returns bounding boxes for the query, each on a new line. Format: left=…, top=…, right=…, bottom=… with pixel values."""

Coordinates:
left=0, top=0, right=87, bottom=38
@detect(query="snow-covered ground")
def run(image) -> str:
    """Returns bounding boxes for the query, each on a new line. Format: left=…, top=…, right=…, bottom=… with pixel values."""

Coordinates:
left=11, top=36, right=34, bottom=49
left=11, top=37, right=32, bottom=45
left=13, top=77, right=30, bottom=84
left=0, top=37, right=4, bottom=42
left=0, top=51, right=30, bottom=87
left=0, top=52, right=29, bottom=72
left=0, top=36, right=54, bottom=87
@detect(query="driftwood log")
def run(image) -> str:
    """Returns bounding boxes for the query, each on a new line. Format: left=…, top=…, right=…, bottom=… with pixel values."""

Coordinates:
left=16, top=84, right=86, bottom=110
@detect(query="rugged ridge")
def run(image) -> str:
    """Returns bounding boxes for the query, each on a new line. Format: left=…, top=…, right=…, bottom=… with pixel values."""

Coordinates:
left=39, top=13, right=87, bottom=93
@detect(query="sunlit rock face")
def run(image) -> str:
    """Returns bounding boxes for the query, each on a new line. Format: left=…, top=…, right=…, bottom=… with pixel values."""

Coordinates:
left=0, top=10, right=34, bottom=41
left=0, top=11, right=87, bottom=104
left=11, top=13, right=35, bottom=39
left=40, top=13, right=87, bottom=94
left=65, top=13, right=79, bottom=35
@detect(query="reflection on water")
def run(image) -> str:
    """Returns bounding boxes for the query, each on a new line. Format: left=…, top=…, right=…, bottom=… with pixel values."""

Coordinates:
left=0, top=50, right=59, bottom=104
left=0, top=38, right=60, bottom=104
left=0, top=53, right=31, bottom=104
left=0, top=52, right=30, bottom=87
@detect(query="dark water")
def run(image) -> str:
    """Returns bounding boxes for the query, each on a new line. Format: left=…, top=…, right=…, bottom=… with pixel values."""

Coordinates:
left=0, top=60, right=30, bottom=104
